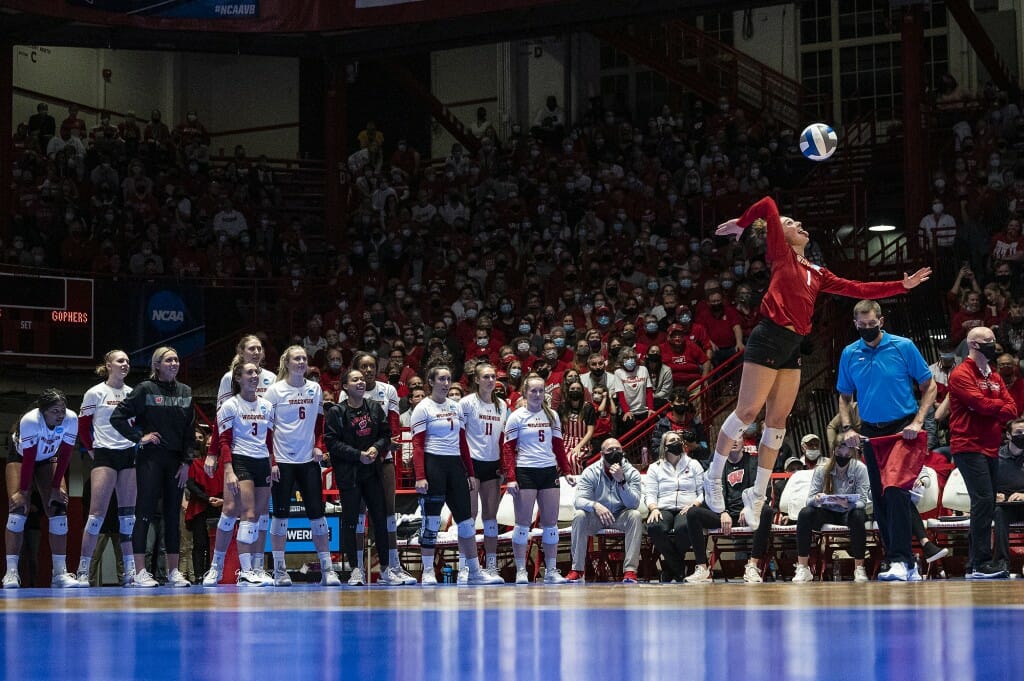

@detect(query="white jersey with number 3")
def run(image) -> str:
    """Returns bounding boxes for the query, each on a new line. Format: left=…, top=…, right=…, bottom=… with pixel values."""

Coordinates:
left=264, top=380, right=323, bottom=464
left=503, top=407, right=561, bottom=469
left=218, top=395, right=274, bottom=460
left=218, top=368, right=277, bottom=409
left=460, top=394, right=505, bottom=462
left=17, top=409, right=79, bottom=462
left=410, top=396, right=464, bottom=456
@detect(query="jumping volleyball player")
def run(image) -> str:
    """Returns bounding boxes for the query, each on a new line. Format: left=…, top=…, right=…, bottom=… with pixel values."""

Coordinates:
left=708, top=196, right=931, bottom=528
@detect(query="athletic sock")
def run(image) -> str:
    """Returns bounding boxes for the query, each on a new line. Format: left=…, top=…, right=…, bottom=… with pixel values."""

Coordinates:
left=6, top=555, right=19, bottom=573
left=239, top=553, right=252, bottom=572
left=78, top=556, right=90, bottom=573
left=52, top=554, right=67, bottom=574
left=318, top=552, right=332, bottom=572
left=211, top=551, right=226, bottom=569
left=123, top=554, right=136, bottom=574
left=754, top=467, right=771, bottom=498
left=273, top=551, right=286, bottom=570
left=389, top=549, right=400, bottom=568
left=486, top=554, right=497, bottom=570
left=356, top=550, right=364, bottom=571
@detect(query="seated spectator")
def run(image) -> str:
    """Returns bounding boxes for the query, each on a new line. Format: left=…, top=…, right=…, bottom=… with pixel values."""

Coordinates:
left=796, top=433, right=824, bottom=470
left=357, top=120, right=384, bottom=150
left=695, top=288, right=743, bottom=366
left=644, top=431, right=706, bottom=583
left=998, top=300, right=1024, bottom=356
left=532, top=95, right=566, bottom=148
left=950, top=290, right=985, bottom=344
left=994, top=418, right=1024, bottom=572
left=919, top=197, right=957, bottom=250
left=792, top=440, right=871, bottom=583
left=644, top=345, right=673, bottom=409
left=662, top=323, right=710, bottom=390
left=997, top=354, right=1024, bottom=414
left=991, top=217, right=1024, bottom=263
left=684, top=437, right=776, bottom=584
left=590, top=385, right=613, bottom=450
left=567, top=438, right=643, bottom=583
left=27, top=102, right=55, bottom=149
left=213, top=200, right=248, bottom=238
left=613, top=347, right=653, bottom=431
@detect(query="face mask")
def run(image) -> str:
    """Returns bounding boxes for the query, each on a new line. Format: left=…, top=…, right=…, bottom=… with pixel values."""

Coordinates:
left=646, top=355, right=662, bottom=367
left=597, top=316, right=610, bottom=327
left=679, top=279, right=692, bottom=289
left=518, top=324, right=531, bottom=335
left=476, top=337, right=489, bottom=348
left=500, top=304, right=513, bottom=314
left=509, top=368, right=522, bottom=379
left=544, top=350, right=558, bottom=361
left=1011, top=433, right=1024, bottom=450
left=590, top=367, right=604, bottom=378
left=805, top=449, right=821, bottom=461
left=721, top=280, right=734, bottom=290
left=603, top=450, right=624, bottom=466
left=645, top=323, right=659, bottom=334
left=622, top=332, right=635, bottom=343
left=536, top=367, right=550, bottom=379
left=553, top=338, right=566, bottom=349
left=588, top=339, right=602, bottom=352
left=834, top=455, right=851, bottom=467
left=623, top=359, right=637, bottom=371
left=710, top=303, right=724, bottom=314
left=672, top=404, right=689, bottom=415
left=563, top=324, right=575, bottom=334
left=568, top=390, right=584, bottom=401
left=679, top=314, right=692, bottom=325
left=976, top=341, right=998, bottom=362
left=858, top=326, right=881, bottom=343
left=329, top=360, right=342, bottom=371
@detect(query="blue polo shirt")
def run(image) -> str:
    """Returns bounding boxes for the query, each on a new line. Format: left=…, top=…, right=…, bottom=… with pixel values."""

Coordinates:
left=836, top=332, right=931, bottom=424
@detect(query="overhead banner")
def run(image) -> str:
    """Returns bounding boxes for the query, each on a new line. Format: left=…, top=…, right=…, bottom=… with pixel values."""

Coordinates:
left=66, top=0, right=258, bottom=18
left=127, top=283, right=206, bottom=368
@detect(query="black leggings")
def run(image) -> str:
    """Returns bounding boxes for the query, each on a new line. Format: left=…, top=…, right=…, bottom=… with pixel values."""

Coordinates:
left=272, top=461, right=325, bottom=519
left=422, top=453, right=471, bottom=522
left=133, top=449, right=184, bottom=554
left=685, top=504, right=775, bottom=564
left=796, top=506, right=867, bottom=559
left=339, top=471, right=389, bottom=569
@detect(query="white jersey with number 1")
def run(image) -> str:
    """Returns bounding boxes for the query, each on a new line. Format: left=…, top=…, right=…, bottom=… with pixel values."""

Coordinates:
left=410, top=397, right=464, bottom=456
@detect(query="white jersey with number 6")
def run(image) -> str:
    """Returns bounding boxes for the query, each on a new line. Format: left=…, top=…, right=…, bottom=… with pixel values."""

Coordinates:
left=264, top=380, right=323, bottom=464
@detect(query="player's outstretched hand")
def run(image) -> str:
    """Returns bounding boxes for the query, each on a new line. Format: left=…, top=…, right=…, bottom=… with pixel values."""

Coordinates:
left=715, top=218, right=744, bottom=241
left=902, top=267, right=932, bottom=289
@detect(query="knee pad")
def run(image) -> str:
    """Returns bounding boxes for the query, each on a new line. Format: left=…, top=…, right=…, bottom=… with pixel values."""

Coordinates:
left=513, top=525, right=529, bottom=546
left=85, top=514, right=104, bottom=536
left=386, top=515, right=397, bottom=533
left=6, top=513, right=26, bottom=533
left=483, top=519, right=499, bottom=538
left=542, top=526, right=558, bottom=544
left=356, top=513, right=366, bottom=532
left=760, top=427, right=786, bottom=449
left=457, top=519, right=476, bottom=538
left=237, top=520, right=258, bottom=544
left=257, top=514, right=270, bottom=532
left=217, top=514, right=238, bottom=533
left=49, top=515, right=68, bottom=536
left=310, top=517, right=329, bottom=536
left=425, top=516, right=442, bottom=533
left=118, top=514, right=135, bottom=544
left=270, top=518, right=289, bottom=537
left=420, top=517, right=441, bottom=548
left=423, top=495, right=445, bottom=517
left=720, top=411, right=751, bottom=441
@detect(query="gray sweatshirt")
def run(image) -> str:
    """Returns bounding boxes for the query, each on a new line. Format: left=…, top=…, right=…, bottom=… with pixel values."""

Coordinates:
left=574, top=459, right=643, bottom=515
left=807, top=458, right=871, bottom=511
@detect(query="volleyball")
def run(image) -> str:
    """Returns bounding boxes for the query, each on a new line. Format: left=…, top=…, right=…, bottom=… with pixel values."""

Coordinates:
left=799, top=122, right=838, bottom=161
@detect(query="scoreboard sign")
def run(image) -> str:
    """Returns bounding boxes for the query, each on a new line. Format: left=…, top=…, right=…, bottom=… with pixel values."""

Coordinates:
left=0, top=273, right=94, bottom=359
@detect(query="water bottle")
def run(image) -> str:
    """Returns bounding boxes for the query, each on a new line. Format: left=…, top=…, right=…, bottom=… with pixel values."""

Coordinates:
left=832, top=552, right=841, bottom=582
left=441, top=565, right=453, bottom=584
left=769, top=558, right=778, bottom=582
left=641, top=446, right=650, bottom=466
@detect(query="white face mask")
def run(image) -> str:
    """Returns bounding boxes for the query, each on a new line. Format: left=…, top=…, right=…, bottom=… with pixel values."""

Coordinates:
left=805, top=449, right=821, bottom=461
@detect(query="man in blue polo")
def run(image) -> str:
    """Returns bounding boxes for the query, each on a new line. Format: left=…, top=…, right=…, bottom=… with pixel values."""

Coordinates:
left=837, top=299, right=936, bottom=581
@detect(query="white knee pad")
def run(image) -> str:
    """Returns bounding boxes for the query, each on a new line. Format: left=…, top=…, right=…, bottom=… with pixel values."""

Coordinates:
left=386, top=515, right=397, bottom=533
left=720, top=411, right=751, bottom=440
left=270, top=518, right=289, bottom=537
left=237, top=520, right=259, bottom=544
left=457, top=519, right=476, bottom=538
left=542, top=526, right=558, bottom=544
left=257, top=514, right=270, bottom=532
left=6, top=514, right=26, bottom=533
left=310, top=517, right=329, bottom=536
left=513, top=525, right=529, bottom=545
left=85, top=514, right=104, bottom=536
left=356, top=513, right=367, bottom=532
left=49, top=516, right=68, bottom=536
left=217, top=514, right=238, bottom=533
left=482, top=519, right=499, bottom=538
left=425, top=516, right=442, bottom=533
left=118, top=515, right=135, bottom=541
left=760, top=427, right=786, bottom=449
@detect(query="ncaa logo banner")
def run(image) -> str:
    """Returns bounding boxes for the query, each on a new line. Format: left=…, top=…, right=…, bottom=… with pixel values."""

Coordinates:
left=66, top=1, right=260, bottom=18
left=128, top=284, right=205, bottom=367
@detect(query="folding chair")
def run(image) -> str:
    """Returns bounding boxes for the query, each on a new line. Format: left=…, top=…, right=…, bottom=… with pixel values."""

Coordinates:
left=925, top=468, right=971, bottom=577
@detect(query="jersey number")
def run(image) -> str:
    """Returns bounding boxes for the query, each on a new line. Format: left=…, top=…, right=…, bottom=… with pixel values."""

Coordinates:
left=447, top=417, right=454, bottom=432
left=251, top=423, right=259, bottom=437
left=298, top=406, right=306, bottom=420
left=484, top=423, right=493, bottom=436
left=538, top=429, right=545, bottom=442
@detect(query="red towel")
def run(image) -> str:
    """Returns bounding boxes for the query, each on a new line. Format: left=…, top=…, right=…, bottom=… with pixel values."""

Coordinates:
left=868, top=431, right=928, bottom=491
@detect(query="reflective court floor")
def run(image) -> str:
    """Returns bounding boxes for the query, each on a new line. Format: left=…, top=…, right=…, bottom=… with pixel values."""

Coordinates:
left=3, top=581, right=1023, bottom=681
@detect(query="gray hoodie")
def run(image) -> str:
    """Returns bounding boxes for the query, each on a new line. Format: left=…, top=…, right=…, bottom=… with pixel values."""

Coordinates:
left=574, top=459, right=642, bottom=515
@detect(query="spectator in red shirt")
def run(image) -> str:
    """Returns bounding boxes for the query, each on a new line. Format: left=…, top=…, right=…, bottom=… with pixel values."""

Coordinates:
left=950, top=290, right=986, bottom=344
left=733, top=282, right=761, bottom=340
left=990, top=217, right=1024, bottom=263
left=696, top=290, right=744, bottom=366
left=662, top=323, right=710, bottom=391
left=996, top=353, right=1024, bottom=416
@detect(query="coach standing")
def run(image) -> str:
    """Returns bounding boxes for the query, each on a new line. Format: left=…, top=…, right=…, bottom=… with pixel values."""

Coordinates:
left=838, top=300, right=936, bottom=582
left=948, top=326, right=1017, bottom=579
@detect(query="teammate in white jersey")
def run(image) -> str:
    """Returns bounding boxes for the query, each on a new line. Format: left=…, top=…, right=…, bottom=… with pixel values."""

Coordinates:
left=502, top=373, right=575, bottom=585
left=352, top=352, right=416, bottom=585
left=76, top=349, right=138, bottom=586
left=410, top=366, right=502, bottom=585
left=459, top=362, right=507, bottom=581
left=203, top=362, right=276, bottom=587
left=4, top=390, right=80, bottom=588
left=263, top=346, right=340, bottom=587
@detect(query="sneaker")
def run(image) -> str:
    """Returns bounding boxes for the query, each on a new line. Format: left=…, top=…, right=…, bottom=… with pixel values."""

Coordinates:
left=543, top=568, right=568, bottom=584
left=167, top=569, right=191, bottom=587
left=684, top=564, right=713, bottom=584
left=966, top=561, right=1009, bottom=580
left=457, top=566, right=469, bottom=585
left=236, top=570, right=268, bottom=587
left=378, top=567, right=406, bottom=586
left=743, top=563, right=763, bottom=584
left=565, top=570, right=584, bottom=583
left=321, top=569, right=341, bottom=587
left=421, top=570, right=438, bottom=586
left=348, top=567, right=366, bottom=586
left=484, top=566, right=502, bottom=581
left=740, top=487, right=764, bottom=531
left=853, top=566, right=869, bottom=583
left=273, top=567, right=293, bottom=587
left=201, top=567, right=222, bottom=587
left=704, top=475, right=725, bottom=513
left=119, top=572, right=135, bottom=587
left=468, top=568, right=505, bottom=585
left=75, top=570, right=91, bottom=587
left=389, top=565, right=418, bottom=585
left=877, top=561, right=908, bottom=582
left=906, top=564, right=923, bottom=582
left=515, top=568, right=530, bottom=584
left=51, top=571, right=82, bottom=588
left=2, top=571, right=20, bottom=589
left=131, top=569, right=160, bottom=588
left=923, top=542, right=949, bottom=563
left=252, top=569, right=274, bottom=586
left=792, top=564, right=814, bottom=583
left=622, top=570, right=638, bottom=584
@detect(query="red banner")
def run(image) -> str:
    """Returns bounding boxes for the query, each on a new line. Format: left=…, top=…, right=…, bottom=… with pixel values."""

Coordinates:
left=866, top=432, right=929, bottom=491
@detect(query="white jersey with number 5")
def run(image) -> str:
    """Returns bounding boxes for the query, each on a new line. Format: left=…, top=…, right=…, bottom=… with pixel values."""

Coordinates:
left=264, top=380, right=323, bottom=464
left=17, top=409, right=79, bottom=462
left=218, top=395, right=274, bottom=460
left=460, top=394, right=505, bottom=462
left=503, top=407, right=561, bottom=469
left=410, top=396, right=464, bottom=456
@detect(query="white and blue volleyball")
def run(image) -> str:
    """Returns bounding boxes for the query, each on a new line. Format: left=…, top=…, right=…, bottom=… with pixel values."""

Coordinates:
left=799, top=123, right=838, bottom=161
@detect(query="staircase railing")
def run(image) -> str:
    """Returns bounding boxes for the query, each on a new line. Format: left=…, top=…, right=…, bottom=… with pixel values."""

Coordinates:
left=945, top=0, right=1020, bottom=98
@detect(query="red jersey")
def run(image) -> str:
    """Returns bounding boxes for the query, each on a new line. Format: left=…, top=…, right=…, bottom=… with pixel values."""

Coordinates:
left=663, top=339, right=707, bottom=387
left=948, top=357, right=1018, bottom=457
left=737, top=197, right=906, bottom=335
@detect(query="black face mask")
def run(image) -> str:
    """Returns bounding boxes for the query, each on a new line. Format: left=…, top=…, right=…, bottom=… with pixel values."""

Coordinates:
left=858, top=326, right=881, bottom=342
left=621, top=332, right=636, bottom=344
left=976, top=341, right=998, bottom=362
left=646, top=356, right=662, bottom=367
left=588, top=339, right=602, bottom=351
left=1011, top=433, right=1024, bottom=450
left=996, top=274, right=1012, bottom=285
left=672, top=404, right=690, bottom=415
left=710, top=304, right=723, bottom=314
left=834, top=455, right=851, bottom=467
left=603, top=451, right=624, bottom=466
left=666, top=442, right=684, bottom=456
left=590, top=368, right=604, bottom=378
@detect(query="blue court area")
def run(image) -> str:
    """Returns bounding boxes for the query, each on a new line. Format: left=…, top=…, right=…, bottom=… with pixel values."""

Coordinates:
left=2, top=584, right=1022, bottom=681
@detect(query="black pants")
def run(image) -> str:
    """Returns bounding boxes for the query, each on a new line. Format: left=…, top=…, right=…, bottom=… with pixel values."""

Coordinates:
left=188, top=509, right=217, bottom=580
left=860, top=417, right=915, bottom=565
left=953, top=452, right=999, bottom=568
left=994, top=503, right=1024, bottom=563
left=133, top=449, right=184, bottom=555
left=796, top=506, right=868, bottom=559
left=339, top=469, right=389, bottom=570
left=272, top=461, right=325, bottom=519
left=646, top=508, right=692, bottom=578
left=685, top=504, right=775, bottom=564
